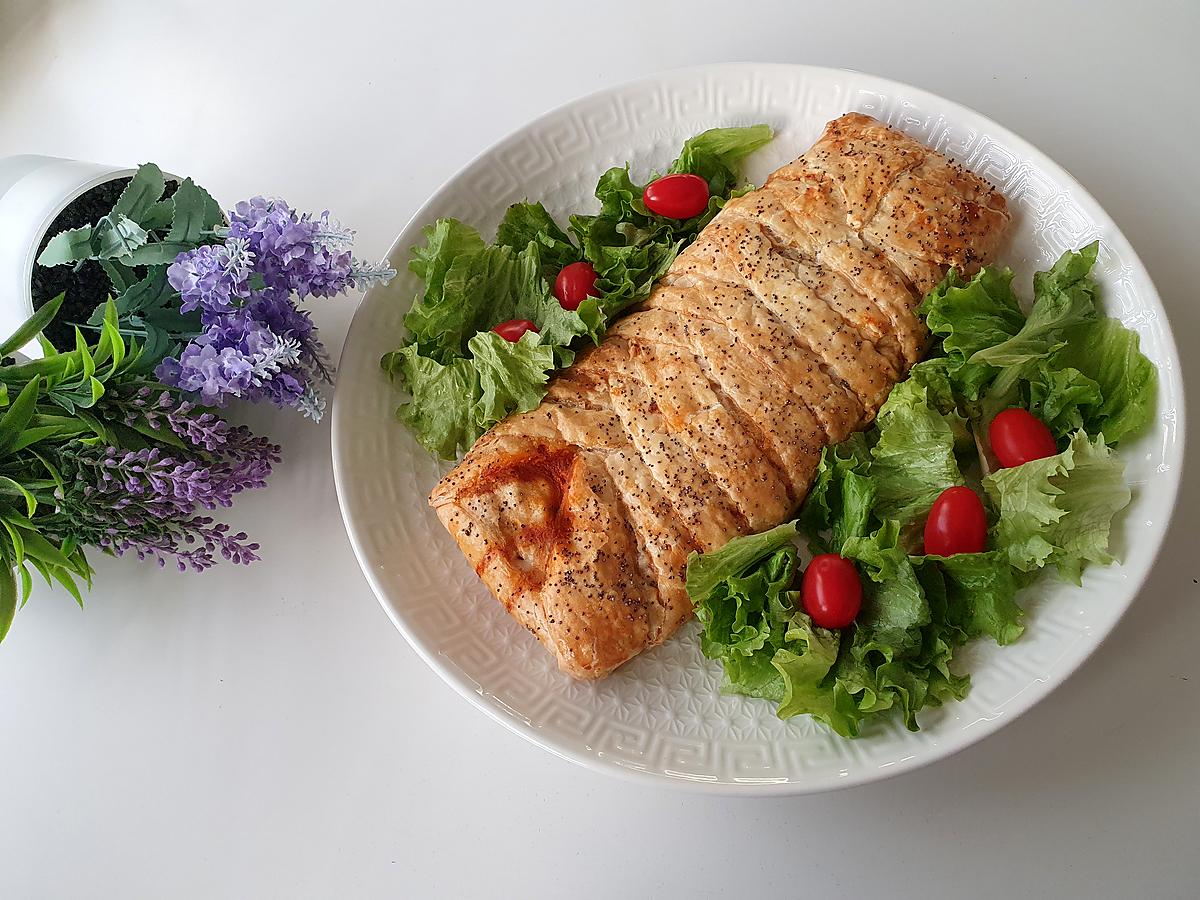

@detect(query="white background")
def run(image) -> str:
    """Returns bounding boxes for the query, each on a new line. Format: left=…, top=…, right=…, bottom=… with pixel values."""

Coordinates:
left=2, top=2, right=1198, bottom=897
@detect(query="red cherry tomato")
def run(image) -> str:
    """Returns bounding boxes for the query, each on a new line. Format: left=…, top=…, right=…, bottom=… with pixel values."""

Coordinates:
left=801, top=554, right=863, bottom=630
left=553, top=261, right=600, bottom=311
left=492, top=319, right=538, bottom=342
left=642, top=173, right=710, bottom=219
left=924, top=486, right=988, bottom=557
left=989, top=408, right=1058, bottom=468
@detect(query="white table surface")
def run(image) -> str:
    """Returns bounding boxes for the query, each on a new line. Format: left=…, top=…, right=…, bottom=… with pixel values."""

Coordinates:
left=2, top=2, right=1197, bottom=897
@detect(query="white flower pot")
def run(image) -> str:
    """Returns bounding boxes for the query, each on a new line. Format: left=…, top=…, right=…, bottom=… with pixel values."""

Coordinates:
left=0, top=155, right=134, bottom=359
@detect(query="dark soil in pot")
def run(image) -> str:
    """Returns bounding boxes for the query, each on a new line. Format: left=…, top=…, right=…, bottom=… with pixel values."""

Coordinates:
left=30, top=176, right=177, bottom=349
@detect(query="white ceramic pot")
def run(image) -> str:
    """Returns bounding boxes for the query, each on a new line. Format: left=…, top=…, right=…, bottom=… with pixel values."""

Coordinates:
left=0, top=155, right=134, bottom=359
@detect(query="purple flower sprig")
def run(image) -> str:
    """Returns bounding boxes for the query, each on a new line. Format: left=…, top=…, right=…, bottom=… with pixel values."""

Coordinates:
left=167, top=238, right=254, bottom=318
left=53, top=387, right=282, bottom=571
left=160, top=197, right=394, bottom=420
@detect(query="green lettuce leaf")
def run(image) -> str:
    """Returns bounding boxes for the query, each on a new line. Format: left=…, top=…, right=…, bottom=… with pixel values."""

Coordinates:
left=667, top=124, right=775, bottom=196
left=1025, top=364, right=1104, bottom=438
left=935, top=552, right=1024, bottom=645
left=495, top=201, right=580, bottom=272
left=469, top=331, right=560, bottom=426
left=920, top=265, right=1024, bottom=398
left=972, top=242, right=1100, bottom=370
left=385, top=221, right=604, bottom=458
left=382, top=345, right=482, bottom=459
left=904, top=357, right=961, bottom=415
left=772, top=612, right=848, bottom=730
left=685, top=521, right=798, bottom=603
left=690, top=537, right=799, bottom=701
left=1055, top=316, right=1157, bottom=443
left=689, top=243, right=1146, bottom=739
left=841, top=521, right=930, bottom=656
left=687, top=517, right=1004, bottom=738
left=918, top=243, right=1153, bottom=451
left=797, top=433, right=875, bottom=553
left=570, top=124, right=773, bottom=319
left=402, top=219, right=498, bottom=363
left=869, top=380, right=966, bottom=526
left=382, top=331, right=559, bottom=459
left=984, top=430, right=1131, bottom=581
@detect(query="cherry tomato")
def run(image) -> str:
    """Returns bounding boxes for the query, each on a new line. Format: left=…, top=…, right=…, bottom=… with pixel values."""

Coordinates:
left=924, top=486, right=988, bottom=557
left=492, top=319, right=538, bottom=342
left=989, top=408, right=1058, bottom=468
left=553, top=261, right=600, bottom=311
left=801, top=554, right=863, bottom=629
left=642, top=173, right=710, bottom=219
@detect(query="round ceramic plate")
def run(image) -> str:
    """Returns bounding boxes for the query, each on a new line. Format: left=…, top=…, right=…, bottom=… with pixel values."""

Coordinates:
left=332, top=64, right=1184, bottom=794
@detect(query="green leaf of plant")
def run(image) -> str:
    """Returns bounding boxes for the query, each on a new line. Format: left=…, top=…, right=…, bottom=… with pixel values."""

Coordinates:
left=165, top=177, right=214, bottom=245
left=36, top=226, right=95, bottom=266
left=140, top=306, right=202, bottom=337
left=0, top=293, right=64, bottom=358
left=0, top=376, right=41, bottom=456
left=8, top=521, right=78, bottom=572
left=17, top=564, right=32, bottom=607
left=130, top=324, right=172, bottom=374
left=138, top=199, right=174, bottom=232
left=0, top=476, right=37, bottom=517
left=112, top=163, right=166, bottom=223
left=29, top=448, right=65, bottom=492
left=117, top=240, right=194, bottom=266
left=12, top=425, right=72, bottom=452
left=2, top=518, right=25, bottom=567
left=47, top=565, right=85, bottom=608
left=0, top=565, right=16, bottom=643
left=199, top=187, right=224, bottom=230
left=100, top=300, right=126, bottom=374
left=122, top=415, right=187, bottom=448
left=0, top=354, right=67, bottom=383
left=28, top=558, right=53, bottom=589
left=93, top=214, right=149, bottom=260
left=75, top=328, right=97, bottom=379
left=100, top=258, right=138, bottom=294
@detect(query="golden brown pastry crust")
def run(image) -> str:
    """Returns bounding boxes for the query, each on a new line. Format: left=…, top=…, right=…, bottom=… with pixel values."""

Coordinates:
left=428, top=113, right=1010, bottom=679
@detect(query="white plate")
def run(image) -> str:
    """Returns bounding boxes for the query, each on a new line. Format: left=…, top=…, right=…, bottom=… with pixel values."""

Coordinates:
left=332, top=64, right=1184, bottom=794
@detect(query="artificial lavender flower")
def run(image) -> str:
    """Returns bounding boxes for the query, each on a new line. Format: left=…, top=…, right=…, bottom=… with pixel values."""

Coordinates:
left=50, top=404, right=281, bottom=572
left=245, top=286, right=316, bottom=344
left=246, top=288, right=334, bottom=383
left=166, top=239, right=253, bottom=317
left=99, top=387, right=281, bottom=480
left=156, top=311, right=304, bottom=407
left=161, top=198, right=389, bottom=419
left=227, top=197, right=349, bottom=299
left=227, top=197, right=394, bottom=300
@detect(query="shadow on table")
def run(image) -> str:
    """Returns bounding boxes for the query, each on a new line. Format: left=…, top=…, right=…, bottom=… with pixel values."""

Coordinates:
left=0, top=0, right=57, bottom=57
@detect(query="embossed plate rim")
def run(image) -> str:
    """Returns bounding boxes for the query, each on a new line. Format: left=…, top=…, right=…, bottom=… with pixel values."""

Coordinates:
left=332, top=63, right=1184, bottom=794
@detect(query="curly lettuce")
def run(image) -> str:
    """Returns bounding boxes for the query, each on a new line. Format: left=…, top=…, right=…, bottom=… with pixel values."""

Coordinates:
left=385, top=125, right=773, bottom=458
left=689, top=245, right=1149, bottom=738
